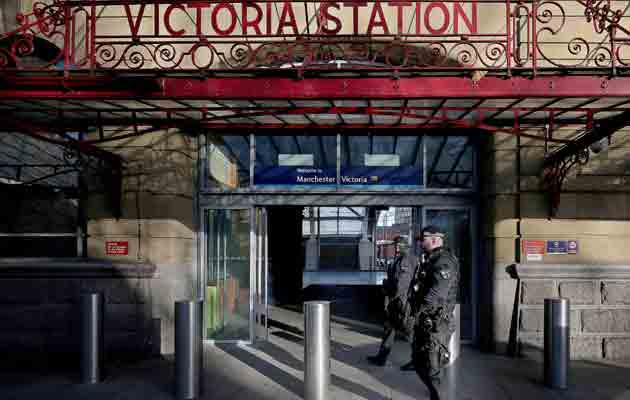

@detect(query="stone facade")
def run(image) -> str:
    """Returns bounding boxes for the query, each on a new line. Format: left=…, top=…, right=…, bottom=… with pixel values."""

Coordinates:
left=511, top=265, right=630, bottom=360
left=0, top=260, right=156, bottom=367
left=483, top=128, right=630, bottom=362
left=87, top=130, right=198, bottom=355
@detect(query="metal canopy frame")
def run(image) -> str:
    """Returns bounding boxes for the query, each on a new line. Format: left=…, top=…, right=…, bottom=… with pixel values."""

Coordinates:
left=3, top=1, right=630, bottom=216
left=3, top=74, right=630, bottom=216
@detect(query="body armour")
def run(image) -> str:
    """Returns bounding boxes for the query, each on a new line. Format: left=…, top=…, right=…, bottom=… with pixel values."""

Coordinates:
left=415, top=247, right=459, bottom=313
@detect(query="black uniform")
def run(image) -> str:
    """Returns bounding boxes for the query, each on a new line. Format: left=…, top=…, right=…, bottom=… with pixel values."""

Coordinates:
left=411, top=247, right=459, bottom=400
left=368, top=252, right=418, bottom=365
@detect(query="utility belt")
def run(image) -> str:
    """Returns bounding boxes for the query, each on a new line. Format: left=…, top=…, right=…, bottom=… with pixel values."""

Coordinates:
left=416, top=306, right=452, bottom=332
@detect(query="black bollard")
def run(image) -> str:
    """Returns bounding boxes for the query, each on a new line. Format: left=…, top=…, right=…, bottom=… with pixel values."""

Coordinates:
left=175, top=300, right=203, bottom=400
left=544, top=298, right=570, bottom=389
left=80, top=292, right=104, bottom=384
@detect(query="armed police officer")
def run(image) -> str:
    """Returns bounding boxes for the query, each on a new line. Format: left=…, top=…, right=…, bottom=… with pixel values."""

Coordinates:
left=410, top=226, right=459, bottom=400
left=367, top=236, right=416, bottom=370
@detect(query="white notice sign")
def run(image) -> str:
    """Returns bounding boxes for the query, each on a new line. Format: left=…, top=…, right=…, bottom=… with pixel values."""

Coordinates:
left=364, top=154, right=400, bottom=167
left=279, top=154, right=314, bottom=166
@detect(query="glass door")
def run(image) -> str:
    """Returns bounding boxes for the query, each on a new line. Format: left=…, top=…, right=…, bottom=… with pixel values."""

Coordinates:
left=422, top=207, right=476, bottom=342
left=253, top=207, right=269, bottom=340
left=205, top=209, right=252, bottom=342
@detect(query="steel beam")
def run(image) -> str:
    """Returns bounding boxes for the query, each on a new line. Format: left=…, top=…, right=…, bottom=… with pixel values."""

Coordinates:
left=2, top=76, right=630, bottom=100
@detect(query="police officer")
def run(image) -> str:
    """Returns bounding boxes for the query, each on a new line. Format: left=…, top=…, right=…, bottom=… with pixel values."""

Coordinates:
left=367, top=236, right=416, bottom=370
left=410, top=226, right=459, bottom=400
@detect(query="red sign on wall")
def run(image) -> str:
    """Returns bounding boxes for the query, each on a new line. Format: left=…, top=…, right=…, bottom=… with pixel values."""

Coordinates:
left=522, top=240, right=545, bottom=262
left=106, top=241, right=129, bottom=255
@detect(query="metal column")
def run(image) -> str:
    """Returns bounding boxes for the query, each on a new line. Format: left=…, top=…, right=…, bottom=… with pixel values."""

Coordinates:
left=80, top=292, right=104, bottom=384
left=175, top=300, right=203, bottom=400
left=304, top=301, right=330, bottom=400
left=447, top=303, right=461, bottom=365
left=544, top=298, right=570, bottom=389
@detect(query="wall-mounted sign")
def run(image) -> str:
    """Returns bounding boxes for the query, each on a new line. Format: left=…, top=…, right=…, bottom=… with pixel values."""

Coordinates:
left=279, top=154, right=314, bottom=166
left=339, top=166, right=422, bottom=187
left=254, top=166, right=337, bottom=186
left=568, top=240, right=579, bottom=254
left=106, top=241, right=129, bottom=256
left=547, top=240, right=568, bottom=255
left=522, top=240, right=545, bottom=262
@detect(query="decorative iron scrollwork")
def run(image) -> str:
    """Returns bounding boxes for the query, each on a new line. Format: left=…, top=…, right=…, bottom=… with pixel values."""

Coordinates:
left=583, top=0, right=623, bottom=34
left=541, top=148, right=590, bottom=217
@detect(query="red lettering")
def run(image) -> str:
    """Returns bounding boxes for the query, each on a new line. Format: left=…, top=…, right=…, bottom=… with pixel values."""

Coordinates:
left=424, top=2, right=449, bottom=35
left=243, top=2, right=263, bottom=35
left=266, top=2, right=272, bottom=35
left=453, top=2, right=477, bottom=34
left=124, top=4, right=146, bottom=39
left=165, top=4, right=186, bottom=37
left=211, top=3, right=238, bottom=36
left=416, top=2, right=422, bottom=34
left=343, top=1, right=367, bottom=35
left=187, top=2, right=211, bottom=36
left=367, top=2, right=390, bottom=35
left=319, top=3, right=342, bottom=35
left=388, top=1, right=412, bottom=35
left=154, top=3, right=160, bottom=35
left=277, top=2, right=299, bottom=35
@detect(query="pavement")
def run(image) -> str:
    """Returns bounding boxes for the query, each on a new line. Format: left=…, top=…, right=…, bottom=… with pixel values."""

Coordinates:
left=1, top=306, right=630, bottom=400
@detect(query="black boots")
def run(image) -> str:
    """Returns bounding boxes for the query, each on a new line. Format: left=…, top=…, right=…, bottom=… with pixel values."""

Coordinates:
left=366, top=348, right=391, bottom=366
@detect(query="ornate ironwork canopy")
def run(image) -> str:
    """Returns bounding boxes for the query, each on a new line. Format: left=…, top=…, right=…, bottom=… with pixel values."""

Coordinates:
left=3, top=1, right=630, bottom=217
left=3, top=0, right=630, bottom=76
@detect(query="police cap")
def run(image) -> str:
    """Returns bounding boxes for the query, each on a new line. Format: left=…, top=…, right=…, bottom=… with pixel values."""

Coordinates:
left=419, top=225, right=444, bottom=240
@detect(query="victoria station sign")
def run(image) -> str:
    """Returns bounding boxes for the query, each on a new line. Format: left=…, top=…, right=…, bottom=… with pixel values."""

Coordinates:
left=4, top=0, right=630, bottom=73
left=120, top=1, right=478, bottom=38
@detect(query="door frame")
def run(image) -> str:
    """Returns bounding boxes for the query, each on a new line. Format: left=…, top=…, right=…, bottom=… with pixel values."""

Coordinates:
left=421, top=204, right=478, bottom=344
left=198, top=199, right=479, bottom=345
left=200, top=206, right=269, bottom=345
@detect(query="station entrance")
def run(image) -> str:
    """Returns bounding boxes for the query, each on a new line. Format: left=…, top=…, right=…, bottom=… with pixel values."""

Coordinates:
left=199, top=132, right=479, bottom=345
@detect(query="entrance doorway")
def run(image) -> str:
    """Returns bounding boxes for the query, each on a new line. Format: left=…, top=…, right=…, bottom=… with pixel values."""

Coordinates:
left=202, top=208, right=268, bottom=343
left=201, top=203, right=476, bottom=343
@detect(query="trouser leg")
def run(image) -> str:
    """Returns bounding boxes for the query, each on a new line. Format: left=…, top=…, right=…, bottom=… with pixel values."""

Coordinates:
left=413, top=352, right=441, bottom=400
left=367, top=324, right=393, bottom=365
left=380, top=325, right=395, bottom=354
left=412, top=327, right=441, bottom=400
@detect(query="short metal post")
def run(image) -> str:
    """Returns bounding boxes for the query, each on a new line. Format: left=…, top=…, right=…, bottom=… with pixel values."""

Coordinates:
left=80, top=292, right=104, bottom=384
left=544, top=298, right=570, bottom=389
left=447, top=303, right=461, bottom=365
left=175, top=300, right=203, bottom=400
left=304, top=301, right=330, bottom=400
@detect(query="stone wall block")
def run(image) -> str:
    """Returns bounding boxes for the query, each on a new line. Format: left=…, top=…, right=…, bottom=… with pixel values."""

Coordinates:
left=559, top=281, right=595, bottom=305
left=582, top=310, right=630, bottom=333
left=521, top=281, right=557, bottom=305
left=43, top=304, right=75, bottom=331
left=602, top=282, right=630, bottom=305
left=571, top=337, right=604, bottom=359
left=105, top=304, right=140, bottom=332
left=521, top=335, right=603, bottom=359
left=0, top=279, right=47, bottom=304
left=520, top=309, right=580, bottom=334
left=0, top=332, right=46, bottom=353
left=81, top=278, right=140, bottom=304
left=0, top=306, right=48, bottom=330
left=604, top=338, right=630, bottom=359
left=46, top=279, right=81, bottom=304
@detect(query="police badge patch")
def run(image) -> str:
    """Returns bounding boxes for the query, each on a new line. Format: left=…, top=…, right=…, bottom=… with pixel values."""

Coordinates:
left=440, top=270, right=450, bottom=280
